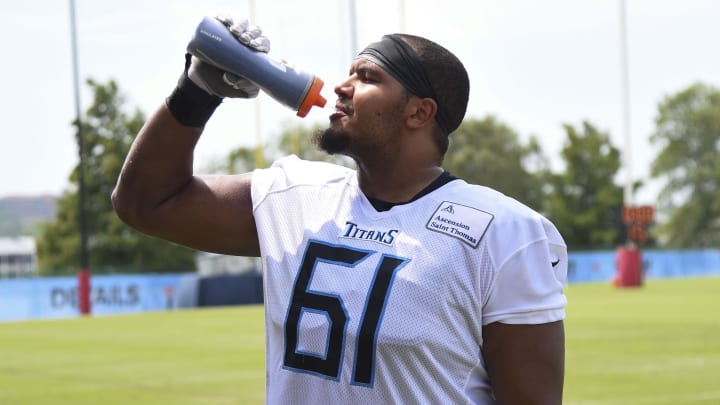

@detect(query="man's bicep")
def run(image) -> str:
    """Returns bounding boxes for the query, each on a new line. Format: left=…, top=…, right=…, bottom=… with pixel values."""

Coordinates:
left=143, top=172, right=260, bottom=256
left=482, top=320, right=565, bottom=405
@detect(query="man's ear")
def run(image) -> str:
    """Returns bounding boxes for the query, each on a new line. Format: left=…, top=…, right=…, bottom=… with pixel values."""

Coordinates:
left=405, top=97, right=438, bottom=130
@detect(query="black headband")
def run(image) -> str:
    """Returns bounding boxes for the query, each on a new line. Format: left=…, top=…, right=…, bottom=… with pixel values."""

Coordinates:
left=357, top=34, right=451, bottom=135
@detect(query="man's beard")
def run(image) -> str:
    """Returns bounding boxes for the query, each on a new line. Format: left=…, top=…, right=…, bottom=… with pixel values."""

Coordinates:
left=313, top=126, right=352, bottom=155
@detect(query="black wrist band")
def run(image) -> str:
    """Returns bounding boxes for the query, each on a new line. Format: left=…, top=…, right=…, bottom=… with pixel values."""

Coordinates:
left=165, top=54, right=223, bottom=128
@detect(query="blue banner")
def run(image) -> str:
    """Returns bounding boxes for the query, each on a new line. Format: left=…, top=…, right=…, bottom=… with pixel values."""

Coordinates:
left=0, top=274, right=190, bottom=322
left=2, top=249, right=719, bottom=322
left=567, top=249, right=720, bottom=283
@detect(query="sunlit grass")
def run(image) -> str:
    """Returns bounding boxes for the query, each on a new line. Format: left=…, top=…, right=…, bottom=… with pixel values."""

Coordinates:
left=564, top=277, right=720, bottom=404
left=0, top=306, right=265, bottom=405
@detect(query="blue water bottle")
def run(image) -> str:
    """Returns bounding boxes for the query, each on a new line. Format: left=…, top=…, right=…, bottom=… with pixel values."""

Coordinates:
left=187, top=16, right=327, bottom=117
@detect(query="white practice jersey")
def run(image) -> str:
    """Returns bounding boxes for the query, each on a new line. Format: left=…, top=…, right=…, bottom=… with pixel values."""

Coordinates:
left=251, top=156, right=567, bottom=404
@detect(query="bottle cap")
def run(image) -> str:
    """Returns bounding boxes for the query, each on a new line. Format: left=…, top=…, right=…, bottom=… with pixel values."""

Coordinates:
left=297, top=77, right=327, bottom=117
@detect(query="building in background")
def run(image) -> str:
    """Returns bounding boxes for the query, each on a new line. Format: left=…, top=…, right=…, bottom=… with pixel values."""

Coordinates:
left=0, top=237, right=36, bottom=278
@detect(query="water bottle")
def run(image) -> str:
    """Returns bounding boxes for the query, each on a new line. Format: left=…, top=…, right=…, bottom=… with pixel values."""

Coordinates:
left=187, top=16, right=327, bottom=117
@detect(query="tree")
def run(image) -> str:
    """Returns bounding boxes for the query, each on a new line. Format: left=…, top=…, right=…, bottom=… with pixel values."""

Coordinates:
left=443, top=116, right=546, bottom=210
left=543, top=121, right=624, bottom=249
left=36, top=79, right=196, bottom=275
left=203, top=145, right=262, bottom=174
left=650, top=83, right=720, bottom=247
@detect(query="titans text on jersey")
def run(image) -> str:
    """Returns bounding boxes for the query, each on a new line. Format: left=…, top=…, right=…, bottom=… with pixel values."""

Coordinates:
left=340, top=221, right=399, bottom=246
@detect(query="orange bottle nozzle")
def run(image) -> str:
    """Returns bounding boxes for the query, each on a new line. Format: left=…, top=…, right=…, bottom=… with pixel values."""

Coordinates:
left=297, top=77, right=327, bottom=118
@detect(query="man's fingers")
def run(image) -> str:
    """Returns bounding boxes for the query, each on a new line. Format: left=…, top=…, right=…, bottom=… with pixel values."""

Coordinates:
left=247, top=36, right=270, bottom=53
left=228, top=18, right=251, bottom=37
left=214, top=15, right=270, bottom=52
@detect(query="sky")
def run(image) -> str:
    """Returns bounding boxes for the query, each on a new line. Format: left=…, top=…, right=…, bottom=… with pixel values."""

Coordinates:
left=2, top=0, right=719, bottom=205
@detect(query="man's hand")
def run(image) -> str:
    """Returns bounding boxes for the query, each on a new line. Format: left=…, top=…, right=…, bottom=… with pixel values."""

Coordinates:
left=187, top=15, right=271, bottom=99
left=216, top=15, right=270, bottom=53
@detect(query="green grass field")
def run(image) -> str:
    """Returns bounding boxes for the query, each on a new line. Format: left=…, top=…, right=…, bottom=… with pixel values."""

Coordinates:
left=1, top=276, right=719, bottom=404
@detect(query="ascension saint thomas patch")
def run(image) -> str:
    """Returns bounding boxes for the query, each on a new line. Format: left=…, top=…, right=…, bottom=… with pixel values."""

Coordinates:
left=426, top=201, right=493, bottom=248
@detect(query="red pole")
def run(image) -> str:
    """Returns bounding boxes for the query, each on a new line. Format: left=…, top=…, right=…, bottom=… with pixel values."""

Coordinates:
left=78, top=269, right=91, bottom=315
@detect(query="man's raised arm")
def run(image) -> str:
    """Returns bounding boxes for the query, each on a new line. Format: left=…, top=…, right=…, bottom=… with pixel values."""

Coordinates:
left=112, top=16, right=270, bottom=257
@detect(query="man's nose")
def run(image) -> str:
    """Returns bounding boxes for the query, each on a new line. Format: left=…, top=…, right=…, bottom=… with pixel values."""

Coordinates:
left=334, top=78, right=353, bottom=98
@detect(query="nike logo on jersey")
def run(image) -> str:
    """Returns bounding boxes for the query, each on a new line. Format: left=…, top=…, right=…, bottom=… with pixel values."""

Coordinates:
left=426, top=202, right=493, bottom=248
left=340, top=221, right=399, bottom=246
left=551, top=257, right=561, bottom=267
